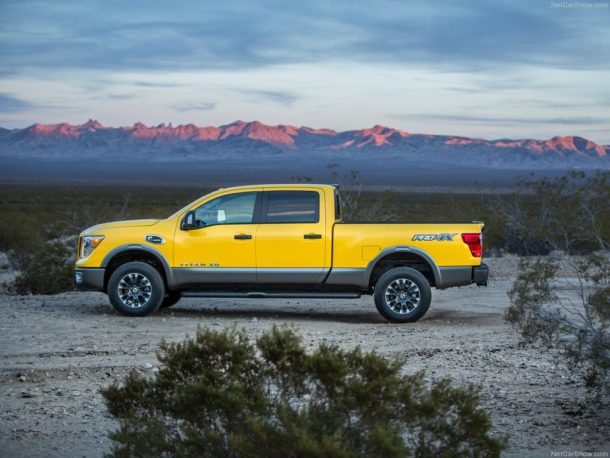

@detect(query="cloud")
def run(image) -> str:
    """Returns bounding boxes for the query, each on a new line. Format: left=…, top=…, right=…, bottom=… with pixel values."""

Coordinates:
left=1, top=0, right=608, bottom=73
left=132, top=81, right=181, bottom=88
left=1, top=0, right=608, bottom=143
left=106, top=93, right=137, bottom=100
left=172, top=101, right=216, bottom=112
left=389, top=113, right=608, bottom=126
left=0, top=93, right=35, bottom=112
left=234, top=89, right=298, bottom=106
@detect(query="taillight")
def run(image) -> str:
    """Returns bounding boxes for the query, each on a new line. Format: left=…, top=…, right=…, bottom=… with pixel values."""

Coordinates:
left=461, top=233, right=482, bottom=258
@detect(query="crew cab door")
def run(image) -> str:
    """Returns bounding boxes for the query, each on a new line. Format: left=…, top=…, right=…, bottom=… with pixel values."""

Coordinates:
left=256, top=189, right=327, bottom=283
left=173, top=191, right=261, bottom=284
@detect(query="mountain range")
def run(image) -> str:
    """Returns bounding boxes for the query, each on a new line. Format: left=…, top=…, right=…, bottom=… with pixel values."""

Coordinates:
left=0, top=120, right=608, bottom=168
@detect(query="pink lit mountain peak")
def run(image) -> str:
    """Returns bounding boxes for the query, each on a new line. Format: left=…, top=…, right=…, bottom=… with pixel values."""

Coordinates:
left=3, top=120, right=608, bottom=168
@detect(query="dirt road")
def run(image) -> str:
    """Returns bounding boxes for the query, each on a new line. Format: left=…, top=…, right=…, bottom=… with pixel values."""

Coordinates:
left=1, top=258, right=609, bottom=457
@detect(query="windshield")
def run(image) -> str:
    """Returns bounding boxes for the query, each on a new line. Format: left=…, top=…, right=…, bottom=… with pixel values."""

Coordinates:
left=167, top=191, right=216, bottom=220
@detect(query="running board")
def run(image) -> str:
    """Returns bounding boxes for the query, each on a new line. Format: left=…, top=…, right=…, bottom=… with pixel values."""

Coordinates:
left=181, top=291, right=361, bottom=299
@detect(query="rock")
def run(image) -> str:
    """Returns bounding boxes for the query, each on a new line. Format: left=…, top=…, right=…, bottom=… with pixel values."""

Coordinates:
left=251, top=317, right=258, bottom=323
left=56, top=390, right=64, bottom=397
left=144, top=362, right=153, bottom=370
left=18, top=375, right=26, bottom=382
left=20, top=391, right=36, bottom=398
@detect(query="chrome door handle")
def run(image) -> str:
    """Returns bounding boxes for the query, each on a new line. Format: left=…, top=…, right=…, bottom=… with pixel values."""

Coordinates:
left=234, top=234, right=252, bottom=240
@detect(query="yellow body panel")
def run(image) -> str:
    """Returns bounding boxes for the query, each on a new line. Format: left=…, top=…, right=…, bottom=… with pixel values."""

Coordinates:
left=173, top=223, right=258, bottom=267
left=75, top=218, right=176, bottom=268
left=76, top=184, right=483, bottom=274
left=332, top=223, right=483, bottom=268
left=255, top=187, right=328, bottom=268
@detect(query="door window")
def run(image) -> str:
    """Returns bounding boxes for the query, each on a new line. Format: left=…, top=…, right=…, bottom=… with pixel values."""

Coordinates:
left=264, top=191, right=319, bottom=223
left=194, top=192, right=258, bottom=227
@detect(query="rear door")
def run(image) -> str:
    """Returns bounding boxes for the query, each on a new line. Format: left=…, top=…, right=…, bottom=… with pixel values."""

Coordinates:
left=256, top=189, right=327, bottom=283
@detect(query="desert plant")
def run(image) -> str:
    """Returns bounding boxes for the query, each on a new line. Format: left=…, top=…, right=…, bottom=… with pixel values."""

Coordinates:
left=3, top=188, right=141, bottom=295
left=10, top=238, right=75, bottom=295
left=291, top=164, right=398, bottom=222
left=507, top=253, right=610, bottom=396
left=102, top=326, right=505, bottom=458
left=325, top=163, right=398, bottom=222
left=502, top=172, right=610, bottom=396
left=486, top=171, right=610, bottom=255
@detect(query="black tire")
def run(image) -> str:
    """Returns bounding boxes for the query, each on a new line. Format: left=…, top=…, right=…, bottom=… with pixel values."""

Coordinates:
left=107, top=262, right=165, bottom=317
left=373, top=267, right=431, bottom=323
left=160, top=291, right=182, bottom=308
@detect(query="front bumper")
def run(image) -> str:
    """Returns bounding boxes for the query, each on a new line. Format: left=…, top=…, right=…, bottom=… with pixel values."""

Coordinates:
left=74, top=268, right=105, bottom=291
left=473, top=263, right=489, bottom=286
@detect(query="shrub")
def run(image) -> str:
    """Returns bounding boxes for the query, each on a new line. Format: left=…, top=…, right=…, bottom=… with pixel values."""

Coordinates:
left=487, top=171, right=610, bottom=255
left=325, top=163, right=398, bottom=222
left=503, top=172, right=610, bottom=396
left=9, top=238, right=75, bottom=295
left=102, top=326, right=506, bottom=458
left=507, top=254, right=610, bottom=396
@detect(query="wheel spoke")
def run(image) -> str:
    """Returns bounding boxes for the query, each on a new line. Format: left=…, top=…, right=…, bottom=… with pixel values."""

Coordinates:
left=384, top=278, right=421, bottom=315
left=117, top=272, right=152, bottom=308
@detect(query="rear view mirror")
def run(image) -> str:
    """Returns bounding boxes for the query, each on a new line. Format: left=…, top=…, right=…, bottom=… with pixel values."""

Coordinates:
left=181, top=210, right=198, bottom=230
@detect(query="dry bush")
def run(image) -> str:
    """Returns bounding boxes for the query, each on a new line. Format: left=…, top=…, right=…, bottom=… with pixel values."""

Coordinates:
left=102, top=326, right=506, bottom=458
left=9, top=237, right=75, bottom=295
left=325, top=163, right=397, bottom=221
left=504, top=172, right=610, bottom=396
left=487, top=171, right=610, bottom=255
left=507, top=253, right=610, bottom=396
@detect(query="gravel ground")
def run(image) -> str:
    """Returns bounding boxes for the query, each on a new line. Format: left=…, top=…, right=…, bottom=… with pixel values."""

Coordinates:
left=0, top=257, right=609, bottom=457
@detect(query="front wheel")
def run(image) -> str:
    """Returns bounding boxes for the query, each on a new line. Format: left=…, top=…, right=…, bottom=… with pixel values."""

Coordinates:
left=373, top=267, right=431, bottom=323
left=107, top=262, right=165, bottom=317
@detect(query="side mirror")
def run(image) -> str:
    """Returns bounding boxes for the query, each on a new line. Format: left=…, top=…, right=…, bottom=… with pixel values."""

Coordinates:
left=181, top=210, right=198, bottom=230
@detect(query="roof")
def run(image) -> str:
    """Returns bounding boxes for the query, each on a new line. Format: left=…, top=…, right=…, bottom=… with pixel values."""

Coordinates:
left=216, top=183, right=336, bottom=192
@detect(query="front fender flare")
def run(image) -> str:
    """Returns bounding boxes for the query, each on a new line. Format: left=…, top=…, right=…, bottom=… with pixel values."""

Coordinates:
left=101, top=244, right=176, bottom=288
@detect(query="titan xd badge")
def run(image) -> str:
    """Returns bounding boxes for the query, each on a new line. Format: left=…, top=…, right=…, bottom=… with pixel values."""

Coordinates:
left=412, top=233, right=457, bottom=241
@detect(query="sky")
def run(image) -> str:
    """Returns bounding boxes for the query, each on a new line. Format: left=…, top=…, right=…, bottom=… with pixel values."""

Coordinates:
left=0, top=0, right=609, bottom=143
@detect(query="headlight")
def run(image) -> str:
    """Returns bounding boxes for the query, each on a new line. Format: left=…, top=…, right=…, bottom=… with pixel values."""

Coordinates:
left=81, top=235, right=104, bottom=258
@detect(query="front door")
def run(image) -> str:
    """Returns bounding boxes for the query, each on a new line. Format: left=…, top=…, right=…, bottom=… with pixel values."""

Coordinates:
left=256, top=190, right=327, bottom=283
left=173, top=191, right=260, bottom=285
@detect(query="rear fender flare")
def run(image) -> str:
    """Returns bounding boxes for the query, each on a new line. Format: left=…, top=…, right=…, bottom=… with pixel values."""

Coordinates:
left=366, top=245, right=442, bottom=288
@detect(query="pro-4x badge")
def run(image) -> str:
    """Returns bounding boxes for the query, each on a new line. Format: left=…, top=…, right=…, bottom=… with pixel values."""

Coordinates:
left=412, top=233, right=457, bottom=241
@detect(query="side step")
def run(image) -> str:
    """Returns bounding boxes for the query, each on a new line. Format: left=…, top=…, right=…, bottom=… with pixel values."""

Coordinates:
left=181, top=291, right=362, bottom=299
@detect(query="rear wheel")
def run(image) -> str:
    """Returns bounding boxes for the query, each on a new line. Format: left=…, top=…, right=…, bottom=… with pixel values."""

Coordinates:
left=373, top=267, right=431, bottom=322
left=107, top=262, right=165, bottom=316
left=161, top=291, right=182, bottom=308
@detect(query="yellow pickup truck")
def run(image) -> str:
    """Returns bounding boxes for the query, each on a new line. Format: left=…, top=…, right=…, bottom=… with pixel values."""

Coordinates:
left=75, top=184, right=488, bottom=322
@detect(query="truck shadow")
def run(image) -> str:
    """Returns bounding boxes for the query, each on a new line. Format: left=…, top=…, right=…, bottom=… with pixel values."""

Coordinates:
left=81, top=296, right=498, bottom=325
left=160, top=305, right=386, bottom=324
left=158, top=304, right=499, bottom=326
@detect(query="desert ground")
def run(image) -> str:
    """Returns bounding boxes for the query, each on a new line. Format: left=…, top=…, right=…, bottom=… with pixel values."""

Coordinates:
left=1, top=256, right=609, bottom=458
